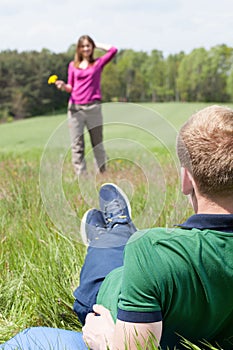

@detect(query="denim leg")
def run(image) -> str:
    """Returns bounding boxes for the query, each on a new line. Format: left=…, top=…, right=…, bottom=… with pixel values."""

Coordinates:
left=73, top=223, right=136, bottom=325
left=0, top=327, right=87, bottom=350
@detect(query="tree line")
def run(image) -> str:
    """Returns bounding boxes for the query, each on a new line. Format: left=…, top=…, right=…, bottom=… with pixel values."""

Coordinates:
left=0, top=44, right=233, bottom=120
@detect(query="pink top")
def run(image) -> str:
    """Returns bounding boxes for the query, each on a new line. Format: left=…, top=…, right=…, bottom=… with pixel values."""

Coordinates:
left=67, top=46, right=118, bottom=104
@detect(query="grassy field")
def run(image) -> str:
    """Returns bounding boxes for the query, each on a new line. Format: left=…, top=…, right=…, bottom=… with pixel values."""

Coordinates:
left=0, top=102, right=228, bottom=348
left=0, top=101, right=226, bottom=154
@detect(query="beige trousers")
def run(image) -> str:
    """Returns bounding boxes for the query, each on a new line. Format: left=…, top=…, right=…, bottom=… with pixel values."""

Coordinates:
left=68, top=102, right=106, bottom=175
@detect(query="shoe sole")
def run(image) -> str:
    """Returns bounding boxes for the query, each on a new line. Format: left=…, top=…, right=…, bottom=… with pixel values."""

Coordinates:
left=80, top=209, right=93, bottom=245
left=99, top=182, right=132, bottom=217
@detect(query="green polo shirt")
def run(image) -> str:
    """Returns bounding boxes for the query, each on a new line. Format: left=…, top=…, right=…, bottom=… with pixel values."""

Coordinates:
left=97, top=216, right=233, bottom=349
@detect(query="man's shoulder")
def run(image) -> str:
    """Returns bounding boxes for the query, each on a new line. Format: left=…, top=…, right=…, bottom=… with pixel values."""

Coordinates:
left=127, top=226, right=195, bottom=246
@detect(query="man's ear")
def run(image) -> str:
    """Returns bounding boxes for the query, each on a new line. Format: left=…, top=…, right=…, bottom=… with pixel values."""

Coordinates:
left=181, top=167, right=194, bottom=195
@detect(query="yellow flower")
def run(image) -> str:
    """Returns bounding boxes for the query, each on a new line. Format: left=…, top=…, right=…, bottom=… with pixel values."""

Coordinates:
left=48, top=75, right=58, bottom=84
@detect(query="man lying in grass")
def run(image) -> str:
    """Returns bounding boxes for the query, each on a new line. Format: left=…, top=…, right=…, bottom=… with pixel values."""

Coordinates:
left=1, top=105, right=233, bottom=350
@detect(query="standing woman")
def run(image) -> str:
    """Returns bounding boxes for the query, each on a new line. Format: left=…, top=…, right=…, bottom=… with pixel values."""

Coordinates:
left=55, top=35, right=118, bottom=175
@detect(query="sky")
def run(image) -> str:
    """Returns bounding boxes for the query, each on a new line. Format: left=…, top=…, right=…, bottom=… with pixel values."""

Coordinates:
left=1, top=0, right=233, bottom=55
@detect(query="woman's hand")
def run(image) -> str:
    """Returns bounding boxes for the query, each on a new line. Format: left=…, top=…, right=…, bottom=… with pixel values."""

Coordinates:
left=82, top=304, right=115, bottom=350
left=55, top=80, right=72, bottom=93
left=55, top=80, right=65, bottom=90
left=94, top=42, right=112, bottom=51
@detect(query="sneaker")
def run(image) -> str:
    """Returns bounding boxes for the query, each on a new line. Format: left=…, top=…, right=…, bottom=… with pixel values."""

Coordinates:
left=80, top=208, right=106, bottom=245
left=99, top=183, right=132, bottom=229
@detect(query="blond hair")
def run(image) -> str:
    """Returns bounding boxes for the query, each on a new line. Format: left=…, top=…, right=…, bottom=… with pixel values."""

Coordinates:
left=177, top=105, right=233, bottom=197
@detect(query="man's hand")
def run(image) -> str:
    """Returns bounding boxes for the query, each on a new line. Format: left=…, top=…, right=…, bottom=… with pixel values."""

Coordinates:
left=82, top=304, right=115, bottom=350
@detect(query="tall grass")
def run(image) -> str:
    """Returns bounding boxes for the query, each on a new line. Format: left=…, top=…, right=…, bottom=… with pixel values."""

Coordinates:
left=0, top=156, right=86, bottom=341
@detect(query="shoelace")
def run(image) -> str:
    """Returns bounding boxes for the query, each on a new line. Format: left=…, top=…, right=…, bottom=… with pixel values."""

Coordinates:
left=104, top=199, right=127, bottom=222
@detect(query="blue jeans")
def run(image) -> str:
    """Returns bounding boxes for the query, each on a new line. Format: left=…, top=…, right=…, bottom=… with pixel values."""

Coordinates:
left=0, top=327, right=87, bottom=350
left=73, top=223, right=136, bottom=324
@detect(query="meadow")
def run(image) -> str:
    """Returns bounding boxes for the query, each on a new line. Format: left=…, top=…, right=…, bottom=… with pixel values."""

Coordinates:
left=0, top=102, right=230, bottom=349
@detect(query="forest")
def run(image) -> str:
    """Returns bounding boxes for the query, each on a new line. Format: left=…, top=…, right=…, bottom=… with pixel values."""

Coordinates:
left=0, top=43, right=233, bottom=120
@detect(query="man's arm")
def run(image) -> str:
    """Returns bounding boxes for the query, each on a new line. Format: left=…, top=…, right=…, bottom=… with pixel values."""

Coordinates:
left=82, top=304, right=162, bottom=350
left=113, top=319, right=162, bottom=350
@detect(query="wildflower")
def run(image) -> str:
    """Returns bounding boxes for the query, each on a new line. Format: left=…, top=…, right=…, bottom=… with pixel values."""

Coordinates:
left=48, top=75, right=58, bottom=84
